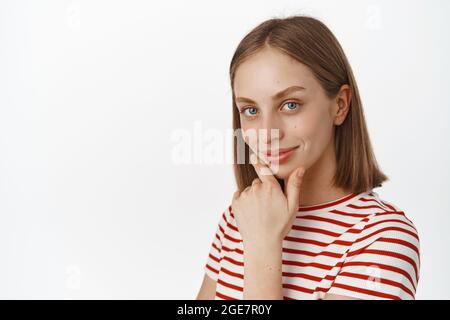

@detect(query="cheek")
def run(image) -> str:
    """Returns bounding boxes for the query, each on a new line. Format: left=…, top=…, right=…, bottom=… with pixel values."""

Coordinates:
left=289, top=112, right=334, bottom=160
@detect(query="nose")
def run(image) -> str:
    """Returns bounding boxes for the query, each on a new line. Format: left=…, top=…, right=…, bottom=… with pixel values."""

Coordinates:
left=259, top=115, right=284, bottom=145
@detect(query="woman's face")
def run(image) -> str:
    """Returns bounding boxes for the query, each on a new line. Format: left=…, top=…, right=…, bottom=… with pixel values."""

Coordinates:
left=233, top=46, right=342, bottom=179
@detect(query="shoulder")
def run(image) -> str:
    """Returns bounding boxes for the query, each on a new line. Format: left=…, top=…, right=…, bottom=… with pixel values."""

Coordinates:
left=338, top=192, right=421, bottom=299
left=216, top=203, right=239, bottom=239
left=348, top=190, right=420, bottom=268
left=220, top=204, right=234, bottom=229
left=345, top=190, right=419, bottom=243
left=349, top=191, right=421, bottom=279
left=365, top=191, right=419, bottom=242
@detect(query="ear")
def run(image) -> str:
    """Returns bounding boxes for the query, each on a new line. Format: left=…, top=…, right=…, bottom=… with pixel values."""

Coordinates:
left=333, top=84, right=352, bottom=126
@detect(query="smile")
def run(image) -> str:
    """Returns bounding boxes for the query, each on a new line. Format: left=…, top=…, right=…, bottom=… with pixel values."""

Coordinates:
left=264, top=146, right=299, bottom=164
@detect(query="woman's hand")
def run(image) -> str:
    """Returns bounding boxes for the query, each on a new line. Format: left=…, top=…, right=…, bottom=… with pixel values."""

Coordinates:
left=231, top=152, right=306, bottom=249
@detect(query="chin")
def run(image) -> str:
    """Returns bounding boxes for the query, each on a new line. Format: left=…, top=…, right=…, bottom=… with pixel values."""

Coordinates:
left=270, top=159, right=306, bottom=179
left=270, top=164, right=294, bottom=179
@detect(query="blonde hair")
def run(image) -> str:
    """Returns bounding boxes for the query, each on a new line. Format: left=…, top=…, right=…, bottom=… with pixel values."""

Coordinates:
left=229, top=15, right=388, bottom=193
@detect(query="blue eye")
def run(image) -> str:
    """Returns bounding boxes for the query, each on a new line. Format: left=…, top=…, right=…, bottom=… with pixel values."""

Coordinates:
left=240, top=102, right=300, bottom=118
left=241, top=107, right=258, bottom=116
left=283, top=101, right=300, bottom=111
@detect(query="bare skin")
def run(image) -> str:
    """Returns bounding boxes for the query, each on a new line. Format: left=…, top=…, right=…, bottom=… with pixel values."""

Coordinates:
left=197, top=45, right=359, bottom=300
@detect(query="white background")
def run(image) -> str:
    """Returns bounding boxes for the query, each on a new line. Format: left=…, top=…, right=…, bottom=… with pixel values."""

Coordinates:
left=1, top=0, right=449, bottom=299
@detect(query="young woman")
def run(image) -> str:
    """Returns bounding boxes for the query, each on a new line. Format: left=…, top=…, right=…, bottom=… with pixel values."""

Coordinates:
left=196, top=15, right=420, bottom=300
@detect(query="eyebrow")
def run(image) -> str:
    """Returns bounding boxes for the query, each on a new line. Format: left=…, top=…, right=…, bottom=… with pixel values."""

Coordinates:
left=235, top=85, right=306, bottom=104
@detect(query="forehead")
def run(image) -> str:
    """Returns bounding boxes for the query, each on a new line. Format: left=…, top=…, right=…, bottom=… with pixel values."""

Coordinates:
left=233, top=47, right=317, bottom=99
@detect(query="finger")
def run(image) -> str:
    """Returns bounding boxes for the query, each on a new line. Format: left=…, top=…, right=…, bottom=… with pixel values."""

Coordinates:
left=250, top=151, right=278, bottom=185
left=285, top=166, right=306, bottom=215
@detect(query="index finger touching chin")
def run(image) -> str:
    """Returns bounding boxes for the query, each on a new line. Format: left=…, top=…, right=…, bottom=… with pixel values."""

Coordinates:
left=250, top=152, right=277, bottom=183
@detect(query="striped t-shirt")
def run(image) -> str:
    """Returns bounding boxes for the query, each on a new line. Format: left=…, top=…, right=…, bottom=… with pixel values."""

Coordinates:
left=203, top=190, right=420, bottom=300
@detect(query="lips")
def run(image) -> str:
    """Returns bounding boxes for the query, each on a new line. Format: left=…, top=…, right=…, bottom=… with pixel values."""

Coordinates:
left=265, top=146, right=299, bottom=156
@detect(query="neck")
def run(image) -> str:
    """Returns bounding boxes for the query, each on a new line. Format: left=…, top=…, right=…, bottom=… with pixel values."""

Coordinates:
left=284, top=140, right=352, bottom=207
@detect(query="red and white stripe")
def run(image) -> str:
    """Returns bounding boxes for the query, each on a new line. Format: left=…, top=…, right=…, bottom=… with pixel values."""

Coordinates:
left=204, top=190, right=420, bottom=300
